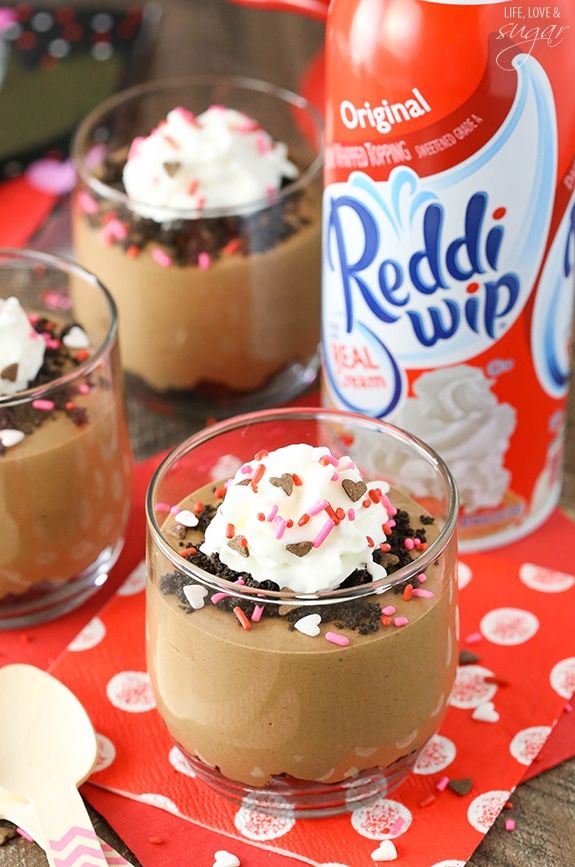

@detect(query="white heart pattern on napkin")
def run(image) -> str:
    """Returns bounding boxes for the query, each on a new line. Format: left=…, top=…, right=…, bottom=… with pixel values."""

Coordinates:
left=370, top=840, right=398, bottom=861
left=213, top=850, right=240, bottom=867
left=175, top=509, right=199, bottom=527
left=183, top=584, right=209, bottom=610
left=472, top=701, right=500, bottom=723
left=294, top=613, right=321, bottom=637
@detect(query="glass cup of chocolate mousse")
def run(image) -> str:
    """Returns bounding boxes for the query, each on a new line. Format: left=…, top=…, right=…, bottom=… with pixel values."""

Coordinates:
left=0, top=249, right=132, bottom=628
left=146, top=407, right=458, bottom=816
left=72, top=75, right=322, bottom=417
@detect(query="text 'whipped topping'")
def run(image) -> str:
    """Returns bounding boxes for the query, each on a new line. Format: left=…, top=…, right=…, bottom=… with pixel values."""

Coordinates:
left=0, top=297, right=45, bottom=396
left=201, top=443, right=393, bottom=593
left=123, top=105, right=299, bottom=221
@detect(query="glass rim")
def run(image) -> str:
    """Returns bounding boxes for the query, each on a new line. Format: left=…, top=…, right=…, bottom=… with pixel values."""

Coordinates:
left=71, top=73, right=324, bottom=221
left=146, top=407, right=459, bottom=606
left=0, top=247, right=118, bottom=406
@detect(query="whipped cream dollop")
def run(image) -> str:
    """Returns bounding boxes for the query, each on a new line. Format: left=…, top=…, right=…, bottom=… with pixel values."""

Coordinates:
left=122, top=105, right=299, bottom=221
left=390, top=365, right=517, bottom=512
left=0, top=297, right=45, bottom=396
left=201, top=443, right=392, bottom=594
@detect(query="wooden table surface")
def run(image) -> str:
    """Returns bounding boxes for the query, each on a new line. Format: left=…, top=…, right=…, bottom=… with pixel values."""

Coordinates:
left=1, top=0, right=574, bottom=864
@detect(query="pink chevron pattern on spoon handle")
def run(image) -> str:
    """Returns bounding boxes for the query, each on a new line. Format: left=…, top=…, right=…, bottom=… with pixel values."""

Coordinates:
left=101, top=841, right=134, bottom=866
left=48, top=826, right=108, bottom=867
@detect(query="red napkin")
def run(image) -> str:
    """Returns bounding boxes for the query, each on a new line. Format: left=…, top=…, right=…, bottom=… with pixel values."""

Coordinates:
left=0, top=176, right=58, bottom=247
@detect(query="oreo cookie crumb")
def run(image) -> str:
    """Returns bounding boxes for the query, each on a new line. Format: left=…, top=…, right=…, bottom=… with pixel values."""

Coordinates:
left=160, top=498, right=434, bottom=630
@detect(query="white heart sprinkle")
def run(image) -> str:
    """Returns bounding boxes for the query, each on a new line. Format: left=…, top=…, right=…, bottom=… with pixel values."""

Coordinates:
left=63, top=325, right=90, bottom=349
left=294, top=613, right=321, bottom=637
left=213, top=851, right=240, bottom=867
left=472, top=700, right=500, bottom=723
left=371, top=840, right=398, bottom=862
left=0, top=429, right=25, bottom=448
left=183, top=584, right=208, bottom=610
left=175, top=509, right=199, bottom=528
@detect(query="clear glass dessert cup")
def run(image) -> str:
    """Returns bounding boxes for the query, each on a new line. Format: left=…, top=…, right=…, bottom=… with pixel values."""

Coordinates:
left=72, top=75, right=323, bottom=418
left=0, top=248, right=132, bottom=628
left=146, top=407, right=459, bottom=817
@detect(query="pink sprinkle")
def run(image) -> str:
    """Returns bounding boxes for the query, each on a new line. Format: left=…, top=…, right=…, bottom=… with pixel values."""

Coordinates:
left=308, top=499, right=329, bottom=516
left=46, top=339, right=60, bottom=350
left=387, top=519, right=396, bottom=528
left=240, top=464, right=253, bottom=474
left=107, top=218, right=128, bottom=240
left=128, top=136, right=145, bottom=159
left=78, top=383, right=91, bottom=395
left=251, top=604, right=265, bottom=623
left=394, top=616, right=409, bottom=627
left=211, top=591, right=230, bottom=604
left=154, top=502, right=172, bottom=513
left=274, top=517, right=287, bottom=539
left=28, top=313, right=40, bottom=324
left=347, top=508, right=356, bottom=521
left=256, top=134, right=270, bottom=155
left=174, top=107, right=197, bottom=125
left=198, top=251, right=211, bottom=270
left=338, top=460, right=355, bottom=470
left=267, top=504, right=278, bottom=522
left=417, top=573, right=427, bottom=583
left=16, top=828, right=33, bottom=843
left=565, top=702, right=573, bottom=712
left=152, top=247, right=173, bottom=268
left=77, top=190, right=98, bottom=214
left=388, top=505, right=398, bottom=517
left=505, top=819, right=516, bottom=832
left=320, top=454, right=338, bottom=466
left=313, top=518, right=335, bottom=548
left=170, top=506, right=180, bottom=515
left=465, top=631, right=483, bottom=645
left=404, top=537, right=415, bottom=551
left=381, top=605, right=396, bottom=616
left=325, top=631, right=350, bottom=647
left=436, top=775, right=450, bottom=792
left=412, top=589, right=434, bottom=599
left=236, top=578, right=246, bottom=586
left=389, top=816, right=404, bottom=835
left=331, top=472, right=340, bottom=481
left=32, top=399, right=54, bottom=411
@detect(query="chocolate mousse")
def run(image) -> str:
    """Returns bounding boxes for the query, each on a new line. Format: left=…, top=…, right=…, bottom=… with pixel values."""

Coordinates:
left=147, top=443, right=457, bottom=791
left=0, top=296, right=131, bottom=615
left=73, top=104, right=321, bottom=403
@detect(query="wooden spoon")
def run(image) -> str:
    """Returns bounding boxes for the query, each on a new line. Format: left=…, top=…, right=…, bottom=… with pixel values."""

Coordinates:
left=0, top=665, right=110, bottom=866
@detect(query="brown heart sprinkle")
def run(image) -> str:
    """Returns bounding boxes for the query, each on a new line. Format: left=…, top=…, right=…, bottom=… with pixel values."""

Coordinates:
left=459, top=649, right=480, bottom=665
left=285, top=542, right=313, bottom=558
left=341, top=478, right=367, bottom=502
left=0, top=363, right=18, bottom=382
left=228, top=535, right=249, bottom=557
left=163, top=161, right=181, bottom=177
left=270, top=473, right=294, bottom=496
left=236, top=478, right=251, bottom=486
left=448, top=777, right=473, bottom=796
